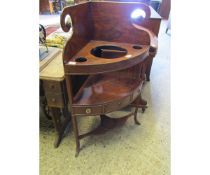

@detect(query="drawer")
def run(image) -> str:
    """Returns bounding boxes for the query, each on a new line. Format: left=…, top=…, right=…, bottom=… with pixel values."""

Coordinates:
left=72, top=94, right=136, bottom=116
left=72, top=105, right=103, bottom=116
left=43, top=81, right=62, bottom=94
left=45, top=93, right=64, bottom=108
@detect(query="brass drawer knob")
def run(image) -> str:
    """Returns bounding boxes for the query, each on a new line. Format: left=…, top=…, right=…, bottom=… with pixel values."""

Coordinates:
left=118, top=102, right=121, bottom=105
left=85, top=108, right=91, bottom=114
left=51, top=98, right=56, bottom=102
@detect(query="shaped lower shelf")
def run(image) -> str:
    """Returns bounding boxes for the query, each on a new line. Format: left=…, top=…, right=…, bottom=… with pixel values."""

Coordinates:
left=72, top=72, right=143, bottom=116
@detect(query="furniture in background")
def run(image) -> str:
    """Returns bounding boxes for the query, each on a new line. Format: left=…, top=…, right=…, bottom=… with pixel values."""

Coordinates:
left=61, top=1, right=158, bottom=156
left=40, top=0, right=67, bottom=14
left=149, top=0, right=161, bottom=13
left=159, top=0, right=170, bottom=19
left=40, top=48, right=70, bottom=148
left=40, top=0, right=50, bottom=14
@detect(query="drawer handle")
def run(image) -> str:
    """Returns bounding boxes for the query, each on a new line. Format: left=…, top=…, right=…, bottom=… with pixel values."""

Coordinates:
left=51, top=98, right=56, bottom=102
left=85, top=108, right=91, bottom=114
left=118, top=102, right=121, bottom=105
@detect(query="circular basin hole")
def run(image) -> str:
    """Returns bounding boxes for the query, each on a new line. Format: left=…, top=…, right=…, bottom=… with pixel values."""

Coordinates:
left=149, top=47, right=156, bottom=53
left=91, top=45, right=127, bottom=59
left=75, top=57, right=87, bottom=62
left=133, top=45, right=142, bottom=49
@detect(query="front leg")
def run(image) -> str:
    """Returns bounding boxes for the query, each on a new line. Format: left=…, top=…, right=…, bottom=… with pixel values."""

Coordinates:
left=50, top=107, right=62, bottom=148
left=71, top=115, right=80, bottom=157
left=134, top=107, right=141, bottom=125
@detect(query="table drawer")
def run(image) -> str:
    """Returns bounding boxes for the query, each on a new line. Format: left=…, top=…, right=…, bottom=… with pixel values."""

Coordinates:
left=72, top=94, right=135, bottom=116
left=45, top=93, right=64, bottom=108
left=72, top=105, right=103, bottom=116
left=43, top=81, right=62, bottom=94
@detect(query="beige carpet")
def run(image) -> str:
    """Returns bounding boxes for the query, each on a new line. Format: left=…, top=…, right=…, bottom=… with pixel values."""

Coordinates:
left=40, top=20, right=170, bottom=175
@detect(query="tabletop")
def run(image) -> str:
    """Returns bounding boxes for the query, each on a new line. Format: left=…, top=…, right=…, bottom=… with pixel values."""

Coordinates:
left=39, top=48, right=64, bottom=81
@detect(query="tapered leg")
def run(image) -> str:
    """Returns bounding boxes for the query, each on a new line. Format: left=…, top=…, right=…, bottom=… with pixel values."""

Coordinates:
left=139, top=94, right=147, bottom=113
left=131, top=93, right=147, bottom=124
left=131, top=94, right=147, bottom=111
left=50, top=107, right=71, bottom=148
left=50, top=108, right=62, bottom=148
left=134, top=107, right=140, bottom=125
left=71, top=115, right=80, bottom=157
left=62, top=106, right=70, bottom=118
left=145, top=56, right=153, bottom=81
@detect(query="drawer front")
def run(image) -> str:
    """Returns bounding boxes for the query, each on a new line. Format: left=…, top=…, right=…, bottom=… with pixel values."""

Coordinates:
left=72, top=90, right=142, bottom=116
left=72, top=94, right=136, bottom=116
left=45, top=93, right=64, bottom=108
left=43, top=81, right=62, bottom=94
left=72, top=105, right=103, bottom=116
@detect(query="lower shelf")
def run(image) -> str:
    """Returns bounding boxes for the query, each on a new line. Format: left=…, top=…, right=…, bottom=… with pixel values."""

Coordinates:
left=72, top=72, right=143, bottom=116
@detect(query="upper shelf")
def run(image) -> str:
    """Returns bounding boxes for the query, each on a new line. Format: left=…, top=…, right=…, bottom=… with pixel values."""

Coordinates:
left=61, top=1, right=159, bottom=68
left=64, top=40, right=149, bottom=74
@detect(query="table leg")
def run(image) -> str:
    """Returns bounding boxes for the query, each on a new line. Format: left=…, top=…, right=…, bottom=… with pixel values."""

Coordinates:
left=50, top=107, right=70, bottom=148
left=145, top=56, right=153, bottom=81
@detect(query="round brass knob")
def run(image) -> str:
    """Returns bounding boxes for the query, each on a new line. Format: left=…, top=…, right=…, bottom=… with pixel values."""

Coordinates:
left=51, top=98, right=56, bottom=102
left=86, top=108, right=91, bottom=114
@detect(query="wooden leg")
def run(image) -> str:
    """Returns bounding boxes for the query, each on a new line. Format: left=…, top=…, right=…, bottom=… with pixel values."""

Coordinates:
left=62, top=105, right=70, bottom=119
left=50, top=107, right=62, bottom=148
left=131, top=93, right=147, bottom=109
left=139, top=94, right=147, bottom=113
left=145, top=56, right=153, bottom=81
left=50, top=107, right=71, bottom=148
left=134, top=107, right=140, bottom=125
left=71, top=115, right=80, bottom=157
left=40, top=96, right=52, bottom=120
left=43, top=104, right=52, bottom=120
left=132, top=93, right=147, bottom=125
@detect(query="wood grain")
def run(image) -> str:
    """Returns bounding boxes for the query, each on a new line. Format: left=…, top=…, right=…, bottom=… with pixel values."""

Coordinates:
left=61, top=1, right=159, bottom=156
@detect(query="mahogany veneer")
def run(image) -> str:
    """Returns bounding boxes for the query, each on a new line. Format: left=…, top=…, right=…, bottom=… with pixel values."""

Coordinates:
left=65, top=40, right=149, bottom=74
left=61, top=1, right=158, bottom=156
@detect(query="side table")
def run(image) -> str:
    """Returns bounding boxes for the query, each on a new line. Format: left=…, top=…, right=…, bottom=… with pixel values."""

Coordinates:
left=40, top=48, right=70, bottom=148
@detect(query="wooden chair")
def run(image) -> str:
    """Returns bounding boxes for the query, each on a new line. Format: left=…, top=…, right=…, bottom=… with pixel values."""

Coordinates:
left=60, top=1, right=158, bottom=156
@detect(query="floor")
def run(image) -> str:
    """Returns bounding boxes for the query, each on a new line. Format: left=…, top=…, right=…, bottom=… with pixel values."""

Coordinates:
left=40, top=15, right=170, bottom=175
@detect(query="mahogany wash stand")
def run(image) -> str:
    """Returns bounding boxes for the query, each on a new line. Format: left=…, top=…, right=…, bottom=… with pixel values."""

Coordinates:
left=60, top=1, right=158, bottom=157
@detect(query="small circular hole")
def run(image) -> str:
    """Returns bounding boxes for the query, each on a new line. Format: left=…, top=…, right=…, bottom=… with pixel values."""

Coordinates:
left=133, top=45, right=142, bottom=49
left=75, top=57, right=87, bottom=62
left=149, top=47, right=156, bottom=53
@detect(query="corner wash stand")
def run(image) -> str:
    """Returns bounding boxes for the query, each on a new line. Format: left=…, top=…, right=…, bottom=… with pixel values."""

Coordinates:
left=60, top=1, right=158, bottom=156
